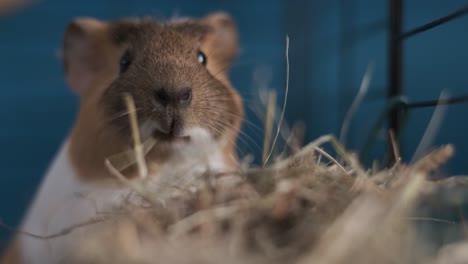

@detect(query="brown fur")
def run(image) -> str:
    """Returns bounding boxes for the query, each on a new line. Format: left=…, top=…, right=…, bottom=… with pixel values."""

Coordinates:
left=64, top=13, right=243, bottom=181
left=1, top=239, right=21, bottom=264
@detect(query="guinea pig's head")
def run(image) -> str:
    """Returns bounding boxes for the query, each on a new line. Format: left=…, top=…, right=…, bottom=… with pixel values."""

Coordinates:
left=63, top=13, right=243, bottom=165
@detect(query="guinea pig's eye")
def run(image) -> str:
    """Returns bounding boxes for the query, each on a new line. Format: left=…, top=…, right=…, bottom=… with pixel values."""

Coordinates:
left=197, top=50, right=207, bottom=66
left=120, top=49, right=132, bottom=73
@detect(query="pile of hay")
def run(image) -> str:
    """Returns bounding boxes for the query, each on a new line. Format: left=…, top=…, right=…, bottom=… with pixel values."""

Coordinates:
left=63, top=133, right=468, bottom=264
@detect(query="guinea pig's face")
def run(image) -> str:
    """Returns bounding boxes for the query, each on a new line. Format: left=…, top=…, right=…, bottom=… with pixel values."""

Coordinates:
left=63, top=13, right=243, bottom=146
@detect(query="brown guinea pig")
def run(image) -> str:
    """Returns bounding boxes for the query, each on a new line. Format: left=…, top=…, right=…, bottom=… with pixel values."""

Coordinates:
left=66, top=12, right=243, bottom=181
left=1, top=12, right=243, bottom=264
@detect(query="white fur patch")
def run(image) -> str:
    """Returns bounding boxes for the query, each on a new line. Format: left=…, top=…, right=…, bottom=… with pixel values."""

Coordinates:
left=19, top=140, right=132, bottom=263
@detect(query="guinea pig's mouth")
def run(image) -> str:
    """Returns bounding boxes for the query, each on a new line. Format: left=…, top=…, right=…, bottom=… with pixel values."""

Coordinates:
left=152, top=130, right=191, bottom=143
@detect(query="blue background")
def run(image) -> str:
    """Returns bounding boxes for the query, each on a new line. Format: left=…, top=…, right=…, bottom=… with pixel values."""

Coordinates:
left=1, top=0, right=468, bottom=247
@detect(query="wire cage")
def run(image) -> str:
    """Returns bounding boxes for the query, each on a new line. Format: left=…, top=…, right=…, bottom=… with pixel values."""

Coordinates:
left=384, top=1, right=468, bottom=164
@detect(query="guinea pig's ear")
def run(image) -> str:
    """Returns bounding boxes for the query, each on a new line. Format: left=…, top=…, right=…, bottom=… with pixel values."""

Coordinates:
left=200, top=12, right=239, bottom=69
left=63, top=18, right=108, bottom=96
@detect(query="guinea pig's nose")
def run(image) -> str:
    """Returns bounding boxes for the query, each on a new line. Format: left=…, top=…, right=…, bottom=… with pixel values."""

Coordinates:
left=154, top=90, right=170, bottom=105
left=154, top=88, right=192, bottom=106
left=177, top=87, right=192, bottom=106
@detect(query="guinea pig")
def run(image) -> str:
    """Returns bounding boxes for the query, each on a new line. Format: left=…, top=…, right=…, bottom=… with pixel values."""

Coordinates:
left=1, top=12, right=243, bottom=264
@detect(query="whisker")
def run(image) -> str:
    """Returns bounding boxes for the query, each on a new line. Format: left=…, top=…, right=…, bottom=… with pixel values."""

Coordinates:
left=199, top=95, right=259, bottom=103
left=198, top=101, right=264, bottom=130
left=107, top=108, right=144, bottom=122
left=200, top=105, right=264, bottom=135
left=215, top=123, right=262, bottom=158
left=201, top=88, right=259, bottom=102
left=210, top=126, right=247, bottom=158
left=195, top=75, right=259, bottom=103
left=208, top=118, right=263, bottom=154
left=204, top=122, right=249, bottom=158
left=195, top=89, right=258, bottom=103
